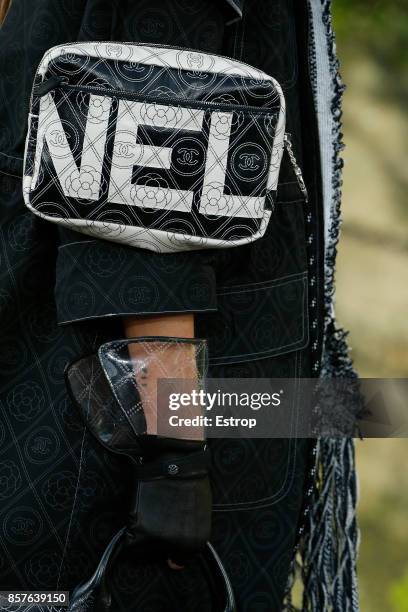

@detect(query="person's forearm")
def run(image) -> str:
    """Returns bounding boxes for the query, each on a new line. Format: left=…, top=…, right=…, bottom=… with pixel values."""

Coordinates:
left=123, top=313, right=199, bottom=436
left=123, top=313, right=195, bottom=339
left=123, top=314, right=202, bottom=570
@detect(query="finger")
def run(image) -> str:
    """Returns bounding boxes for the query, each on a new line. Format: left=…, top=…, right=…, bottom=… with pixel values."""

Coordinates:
left=167, top=558, right=185, bottom=570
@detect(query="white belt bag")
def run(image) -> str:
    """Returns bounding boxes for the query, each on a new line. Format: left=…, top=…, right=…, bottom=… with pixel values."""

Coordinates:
left=23, top=43, right=285, bottom=252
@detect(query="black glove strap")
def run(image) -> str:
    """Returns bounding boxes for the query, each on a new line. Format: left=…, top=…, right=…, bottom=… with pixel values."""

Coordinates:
left=132, top=446, right=210, bottom=481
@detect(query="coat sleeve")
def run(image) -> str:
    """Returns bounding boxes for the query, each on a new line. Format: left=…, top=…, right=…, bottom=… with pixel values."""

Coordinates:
left=54, top=228, right=218, bottom=325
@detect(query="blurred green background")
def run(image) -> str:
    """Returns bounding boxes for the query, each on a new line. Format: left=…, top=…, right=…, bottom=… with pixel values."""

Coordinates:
left=332, top=1, right=408, bottom=610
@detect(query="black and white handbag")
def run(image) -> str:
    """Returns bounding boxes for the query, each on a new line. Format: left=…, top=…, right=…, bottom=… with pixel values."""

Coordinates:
left=23, top=43, right=285, bottom=252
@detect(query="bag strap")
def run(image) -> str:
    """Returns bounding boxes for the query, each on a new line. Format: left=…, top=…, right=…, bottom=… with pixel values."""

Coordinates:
left=69, top=528, right=236, bottom=612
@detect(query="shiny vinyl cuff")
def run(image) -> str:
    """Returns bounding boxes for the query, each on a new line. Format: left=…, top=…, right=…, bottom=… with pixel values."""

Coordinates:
left=65, top=337, right=208, bottom=457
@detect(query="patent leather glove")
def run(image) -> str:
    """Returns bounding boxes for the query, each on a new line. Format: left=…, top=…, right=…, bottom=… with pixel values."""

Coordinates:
left=66, top=337, right=211, bottom=556
left=66, top=337, right=235, bottom=611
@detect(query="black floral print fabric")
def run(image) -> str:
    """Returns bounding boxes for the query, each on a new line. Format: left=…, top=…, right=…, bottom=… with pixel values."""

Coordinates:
left=0, top=1, right=324, bottom=610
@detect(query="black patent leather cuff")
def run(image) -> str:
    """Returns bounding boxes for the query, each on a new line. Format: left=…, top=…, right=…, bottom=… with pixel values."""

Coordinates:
left=65, top=337, right=208, bottom=457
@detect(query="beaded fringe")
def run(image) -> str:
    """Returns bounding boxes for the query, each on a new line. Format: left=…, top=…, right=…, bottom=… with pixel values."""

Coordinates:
left=283, top=1, right=360, bottom=610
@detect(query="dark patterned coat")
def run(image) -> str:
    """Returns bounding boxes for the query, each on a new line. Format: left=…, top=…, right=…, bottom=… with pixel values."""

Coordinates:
left=0, top=1, right=356, bottom=611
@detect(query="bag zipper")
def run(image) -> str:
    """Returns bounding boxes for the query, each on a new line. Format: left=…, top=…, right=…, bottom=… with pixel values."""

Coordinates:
left=34, top=77, right=277, bottom=116
left=34, top=75, right=69, bottom=96
left=30, top=41, right=283, bottom=112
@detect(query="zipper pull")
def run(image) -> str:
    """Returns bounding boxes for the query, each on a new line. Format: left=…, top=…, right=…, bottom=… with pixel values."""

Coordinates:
left=34, top=75, right=68, bottom=97
left=284, top=133, right=309, bottom=202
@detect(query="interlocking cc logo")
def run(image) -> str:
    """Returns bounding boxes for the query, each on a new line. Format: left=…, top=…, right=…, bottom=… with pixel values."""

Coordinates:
left=31, top=435, right=51, bottom=456
left=238, top=152, right=261, bottom=172
left=176, top=147, right=199, bottom=166
left=49, top=129, right=70, bottom=147
left=140, top=17, right=164, bottom=38
left=12, top=516, right=35, bottom=537
left=186, top=52, right=204, bottom=70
